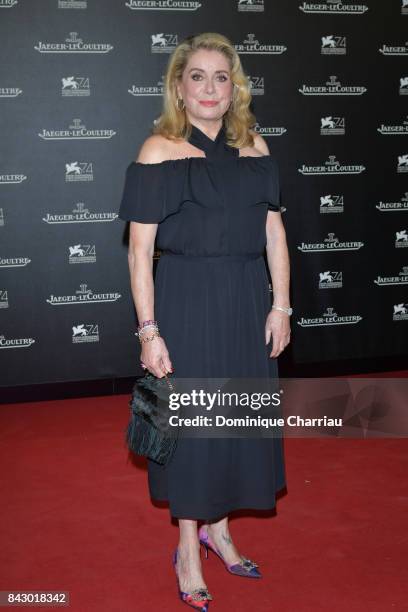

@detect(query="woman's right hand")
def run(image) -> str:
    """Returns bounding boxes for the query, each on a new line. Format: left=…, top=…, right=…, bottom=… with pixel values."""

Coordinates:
left=140, top=336, right=173, bottom=378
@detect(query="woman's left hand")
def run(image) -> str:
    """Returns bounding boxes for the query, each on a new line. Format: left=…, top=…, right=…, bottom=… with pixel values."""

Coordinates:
left=265, top=309, right=291, bottom=357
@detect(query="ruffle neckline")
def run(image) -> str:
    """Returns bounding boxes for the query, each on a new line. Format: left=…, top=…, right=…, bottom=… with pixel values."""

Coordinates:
left=130, top=122, right=273, bottom=167
left=131, top=154, right=272, bottom=169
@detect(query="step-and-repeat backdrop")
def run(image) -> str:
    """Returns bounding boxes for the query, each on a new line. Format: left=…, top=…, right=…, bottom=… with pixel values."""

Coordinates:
left=1, top=0, right=407, bottom=387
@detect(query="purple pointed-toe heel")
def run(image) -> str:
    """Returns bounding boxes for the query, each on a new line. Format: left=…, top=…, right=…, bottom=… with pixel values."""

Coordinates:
left=173, top=548, right=213, bottom=611
left=198, top=525, right=262, bottom=579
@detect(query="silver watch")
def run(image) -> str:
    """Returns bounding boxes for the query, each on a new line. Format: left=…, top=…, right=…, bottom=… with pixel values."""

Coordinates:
left=272, top=305, right=293, bottom=316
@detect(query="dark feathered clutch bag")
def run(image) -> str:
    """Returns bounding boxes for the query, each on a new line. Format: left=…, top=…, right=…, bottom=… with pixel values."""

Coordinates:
left=125, top=371, right=178, bottom=466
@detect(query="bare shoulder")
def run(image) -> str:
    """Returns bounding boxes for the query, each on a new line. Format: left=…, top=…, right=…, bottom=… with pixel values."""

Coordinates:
left=239, top=129, right=271, bottom=157
left=248, top=130, right=270, bottom=156
left=135, top=134, right=173, bottom=164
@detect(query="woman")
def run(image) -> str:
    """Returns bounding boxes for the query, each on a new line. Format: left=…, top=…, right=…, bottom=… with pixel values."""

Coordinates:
left=119, top=32, right=291, bottom=611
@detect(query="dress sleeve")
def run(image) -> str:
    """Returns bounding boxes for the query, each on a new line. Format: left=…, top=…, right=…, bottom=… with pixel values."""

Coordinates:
left=266, top=158, right=281, bottom=212
left=118, top=161, right=180, bottom=224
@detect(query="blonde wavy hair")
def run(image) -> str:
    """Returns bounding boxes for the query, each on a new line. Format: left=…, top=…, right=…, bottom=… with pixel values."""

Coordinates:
left=152, top=32, right=257, bottom=149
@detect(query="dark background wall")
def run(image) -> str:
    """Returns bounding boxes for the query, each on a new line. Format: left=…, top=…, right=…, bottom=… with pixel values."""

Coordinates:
left=1, top=0, right=407, bottom=390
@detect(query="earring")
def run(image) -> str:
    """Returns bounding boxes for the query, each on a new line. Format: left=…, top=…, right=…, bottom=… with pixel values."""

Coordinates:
left=176, top=97, right=185, bottom=111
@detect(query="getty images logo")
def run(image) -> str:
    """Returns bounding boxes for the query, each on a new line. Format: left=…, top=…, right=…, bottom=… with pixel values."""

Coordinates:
left=299, top=1, right=368, bottom=14
left=38, top=118, right=115, bottom=141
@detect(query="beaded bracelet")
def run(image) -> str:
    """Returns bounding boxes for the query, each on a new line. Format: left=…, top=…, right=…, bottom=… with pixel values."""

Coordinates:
left=137, top=324, right=158, bottom=336
left=139, top=329, right=161, bottom=344
left=138, top=319, right=158, bottom=332
left=136, top=321, right=160, bottom=342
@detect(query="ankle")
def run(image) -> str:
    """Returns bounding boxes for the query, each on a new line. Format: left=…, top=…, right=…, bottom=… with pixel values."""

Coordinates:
left=207, top=524, right=229, bottom=539
left=178, top=540, right=201, bottom=555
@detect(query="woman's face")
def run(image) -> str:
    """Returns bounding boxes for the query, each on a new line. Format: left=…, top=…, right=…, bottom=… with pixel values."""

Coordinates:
left=177, top=49, right=233, bottom=124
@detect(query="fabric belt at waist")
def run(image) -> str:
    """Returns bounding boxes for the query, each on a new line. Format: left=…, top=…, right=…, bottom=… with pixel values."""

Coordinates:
left=160, top=251, right=263, bottom=262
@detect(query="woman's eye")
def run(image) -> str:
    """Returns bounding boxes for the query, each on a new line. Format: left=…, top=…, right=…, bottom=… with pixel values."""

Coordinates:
left=191, top=74, right=229, bottom=82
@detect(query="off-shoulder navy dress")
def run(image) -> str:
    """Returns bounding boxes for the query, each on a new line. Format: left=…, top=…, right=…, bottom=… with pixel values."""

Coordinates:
left=119, top=122, right=286, bottom=520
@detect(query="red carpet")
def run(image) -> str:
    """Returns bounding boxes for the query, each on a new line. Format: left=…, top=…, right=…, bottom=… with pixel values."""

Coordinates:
left=0, top=394, right=407, bottom=611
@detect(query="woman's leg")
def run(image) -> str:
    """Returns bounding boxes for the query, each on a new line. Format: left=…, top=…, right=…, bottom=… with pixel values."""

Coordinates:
left=176, top=519, right=208, bottom=592
left=202, top=516, right=243, bottom=565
